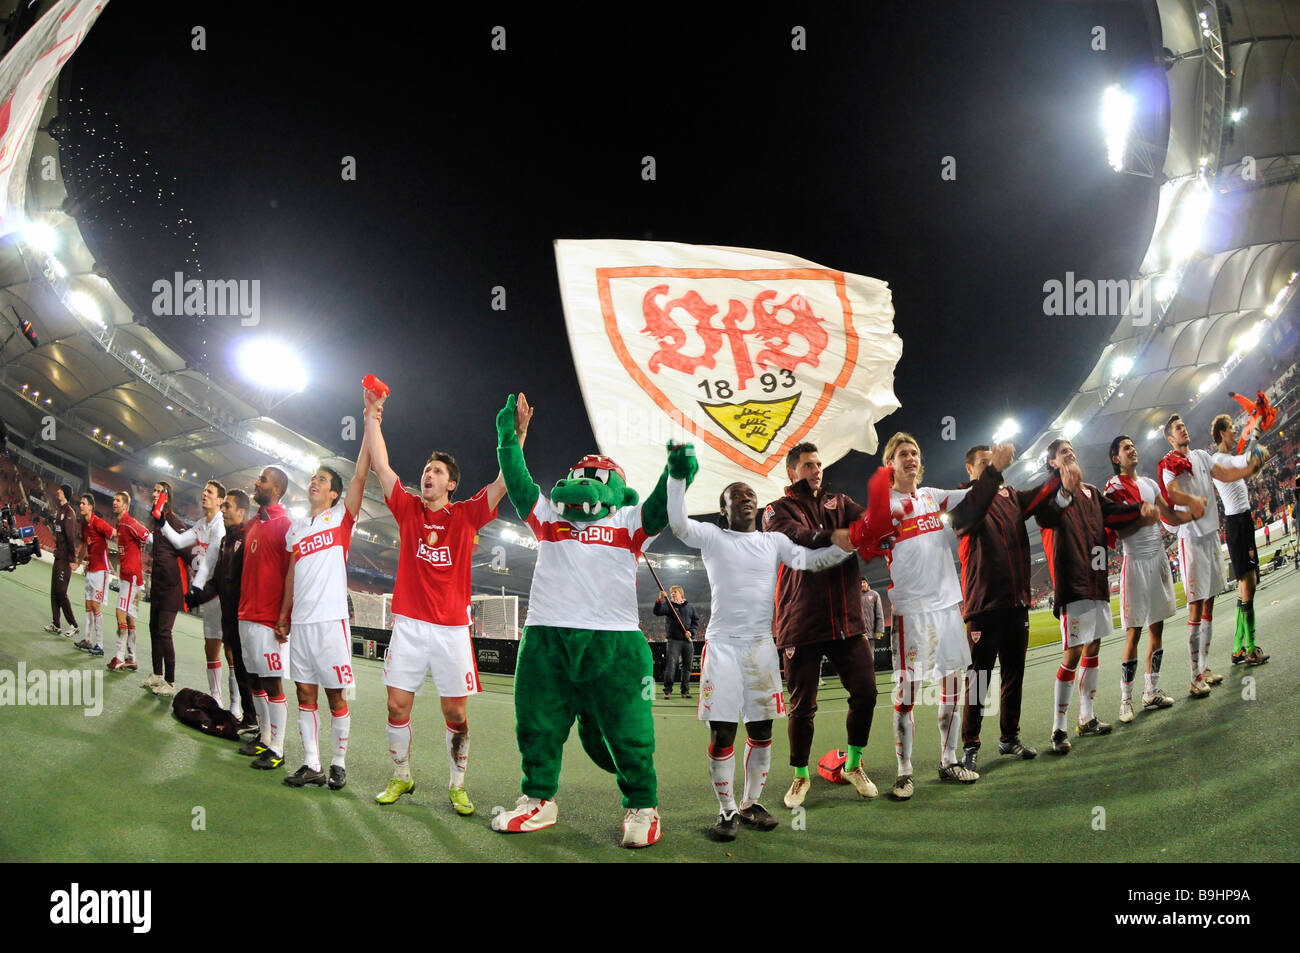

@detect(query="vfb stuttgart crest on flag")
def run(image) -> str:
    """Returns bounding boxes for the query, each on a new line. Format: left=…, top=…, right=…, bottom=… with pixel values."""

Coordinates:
left=555, top=240, right=903, bottom=508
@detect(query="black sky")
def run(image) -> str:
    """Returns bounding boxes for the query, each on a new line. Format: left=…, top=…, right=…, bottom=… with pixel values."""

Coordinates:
left=58, top=1, right=1163, bottom=506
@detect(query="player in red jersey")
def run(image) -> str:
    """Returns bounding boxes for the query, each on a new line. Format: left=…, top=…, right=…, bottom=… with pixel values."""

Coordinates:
left=275, top=433, right=370, bottom=791
left=237, top=466, right=295, bottom=771
left=108, top=492, right=151, bottom=672
left=365, top=386, right=531, bottom=815
left=75, top=493, right=115, bottom=658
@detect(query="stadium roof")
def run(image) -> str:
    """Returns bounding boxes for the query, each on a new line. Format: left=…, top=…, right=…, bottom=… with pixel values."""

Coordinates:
left=1007, top=0, right=1300, bottom=485
left=0, top=86, right=400, bottom=553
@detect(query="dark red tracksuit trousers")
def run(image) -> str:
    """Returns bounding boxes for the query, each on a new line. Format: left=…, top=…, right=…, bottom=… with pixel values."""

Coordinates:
left=961, top=607, right=1029, bottom=749
left=784, top=635, right=877, bottom=767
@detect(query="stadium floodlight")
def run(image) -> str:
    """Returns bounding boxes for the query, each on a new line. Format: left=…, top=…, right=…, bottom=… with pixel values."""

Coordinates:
left=1102, top=85, right=1134, bottom=172
left=991, top=418, right=1019, bottom=443
left=1230, top=108, right=1248, bottom=122
left=68, top=290, right=105, bottom=327
left=1147, top=428, right=1160, bottom=440
left=1110, top=355, right=1134, bottom=378
left=150, top=457, right=170, bottom=469
left=1062, top=420, right=1082, bottom=440
left=235, top=338, right=308, bottom=393
left=289, top=504, right=307, bottom=519
left=1198, top=372, right=1220, bottom=394
left=500, top=527, right=518, bottom=543
left=21, top=220, right=58, bottom=254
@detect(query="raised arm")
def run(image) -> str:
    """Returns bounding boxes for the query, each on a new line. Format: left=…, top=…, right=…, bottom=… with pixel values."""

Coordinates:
left=487, top=393, right=533, bottom=511
left=949, top=444, right=1013, bottom=535
left=345, top=411, right=372, bottom=519
left=363, top=387, right=399, bottom=500
left=160, top=519, right=198, bottom=550
left=1211, top=447, right=1267, bottom=483
left=495, top=394, right=541, bottom=519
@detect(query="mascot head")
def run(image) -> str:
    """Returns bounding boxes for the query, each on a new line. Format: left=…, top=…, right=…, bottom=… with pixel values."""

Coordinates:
left=551, top=454, right=638, bottom=521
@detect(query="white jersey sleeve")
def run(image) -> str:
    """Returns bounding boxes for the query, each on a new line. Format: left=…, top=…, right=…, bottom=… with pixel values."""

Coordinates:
left=160, top=520, right=198, bottom=551
left=668, top=476, right=722, bottom=551
left=775, top=532, right=854, bottom=573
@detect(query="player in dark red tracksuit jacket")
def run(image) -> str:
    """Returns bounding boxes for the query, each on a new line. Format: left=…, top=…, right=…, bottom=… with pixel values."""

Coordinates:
left=202, top=488, right=255, bottom=729
left=1034, top=440, right=1151, bottom=753
left=146, top=481, right=190, bottom=693
left=46, top=484, right=80, bottom=636
left=951, top=445, right=1062, bottom=769
left=762, top=442, right=872, bottom=809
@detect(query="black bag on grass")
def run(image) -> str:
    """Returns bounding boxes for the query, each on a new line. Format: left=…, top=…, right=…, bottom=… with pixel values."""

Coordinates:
left=171, top=687, right=241, bottom=741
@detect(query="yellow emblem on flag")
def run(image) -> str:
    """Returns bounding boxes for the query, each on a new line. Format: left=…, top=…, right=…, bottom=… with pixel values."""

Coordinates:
left=699, top=394, right=801, bottom=454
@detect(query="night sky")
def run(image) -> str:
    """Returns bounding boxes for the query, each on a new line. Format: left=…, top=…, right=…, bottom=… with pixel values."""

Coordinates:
left=58, top=1, right=1163, bottom=510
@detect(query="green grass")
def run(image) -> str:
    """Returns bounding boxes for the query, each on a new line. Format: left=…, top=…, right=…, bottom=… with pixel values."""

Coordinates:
left=2, top=557, right=1297, bottom=862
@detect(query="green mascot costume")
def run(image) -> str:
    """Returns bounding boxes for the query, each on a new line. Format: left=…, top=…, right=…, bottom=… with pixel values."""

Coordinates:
left=489, top=396, right=698, bottom=847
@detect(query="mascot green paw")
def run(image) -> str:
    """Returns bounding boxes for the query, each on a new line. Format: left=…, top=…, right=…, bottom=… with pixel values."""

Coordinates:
left=551, top=455, right=638, bottom=520
left=666, top=442, right=699, bottom=483
left=496, top=394, right=518, bottom=446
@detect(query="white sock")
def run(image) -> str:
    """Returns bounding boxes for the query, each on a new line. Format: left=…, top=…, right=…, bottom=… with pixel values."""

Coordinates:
left=1199, top=618, right=1212, bottom=674
left=1078, top=657, right=1099, bottom=722
left=253, top=691, right=270, bottom=743
left=298, top=703, right=321, bottom=771
left=126, top=625, right=137, bottom=660
left=331, top=706, right=350, bottom=768
left=1120, top=658, right=1136, bottom=704
left=1146, top=648, right=1163, bottom=696
left=115, top=626, right=128, bottom=661
left=1054, top=665, right=1076, bottom=733
left=89, top=612, right=102, bottom=648
left=1188, top=621, right=1201, bottom=680
left=938, top=690, right=960, bottom=766
left=708, top=744, right=737, bottom=814
left=445, top=720, right=469, bottom=788
left=206, top=660, right=224, bottom=707
left=740, top=738, right=772, bottom=809
left=267, top=694, right=288, bottom=755
left=893, top=703, right=915, bottom=777
left=228, top=669, right=242, bottom=719
left=388, top=719, right=412, bottom=780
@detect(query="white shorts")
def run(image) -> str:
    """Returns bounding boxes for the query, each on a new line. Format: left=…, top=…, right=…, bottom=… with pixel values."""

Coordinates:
left=1060, top=599, right=1112, bottom=649
left=1119, top=553, right=1177, bottom=629
left=240, top=620, right=292, bottom=679
left=892, top=605, right=971, bottom=683
left=290, top=619, right=353, bottom=689
left=116, top=576, right=141, bottom=618
left=696, top=638, right=786, bottom=724
left=1178, top=534, right=1225, bottom=603
left=84, top=570, right=111, bottom=605
left=383, top=614, right=480, bottom=698
left=200, top=598, right=222, bottom=640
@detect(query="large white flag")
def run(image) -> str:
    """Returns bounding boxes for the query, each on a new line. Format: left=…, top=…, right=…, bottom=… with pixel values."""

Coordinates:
left=555, top=239, right=902, bottom=511
left=0, top=0, right=109, bottom=234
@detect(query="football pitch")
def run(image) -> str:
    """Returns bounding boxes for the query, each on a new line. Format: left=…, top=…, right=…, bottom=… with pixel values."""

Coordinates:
left=1, top=556, right=1296, bottom=864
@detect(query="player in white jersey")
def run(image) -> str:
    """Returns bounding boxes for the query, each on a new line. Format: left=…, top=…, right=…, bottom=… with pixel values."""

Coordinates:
left=666, top=453, right=854, bottom=840
left=1157, top=414, right=1257, bottom=696
left=160, top=480, right=227, bottom=705
left=868, top=433, right=1013, bottom=799
left=1210, top=414, right=1272, bottom=667
left=276, top=438, right=370, bottom=790
left=1104, top=436, right=1196, bottom=723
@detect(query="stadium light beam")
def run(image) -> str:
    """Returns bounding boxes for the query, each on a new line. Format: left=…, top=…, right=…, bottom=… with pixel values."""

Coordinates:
left=21, top=220, right=57, bottom=254
left=1101, top=85, right=1134, bottom=172
left=68, top=290, right=104, bottom=327
left=235, top=338, right=308, bottom=393
left=991, top=418, right=1019, bottom=443
left=1062, top=420, right=1082, bottom=440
